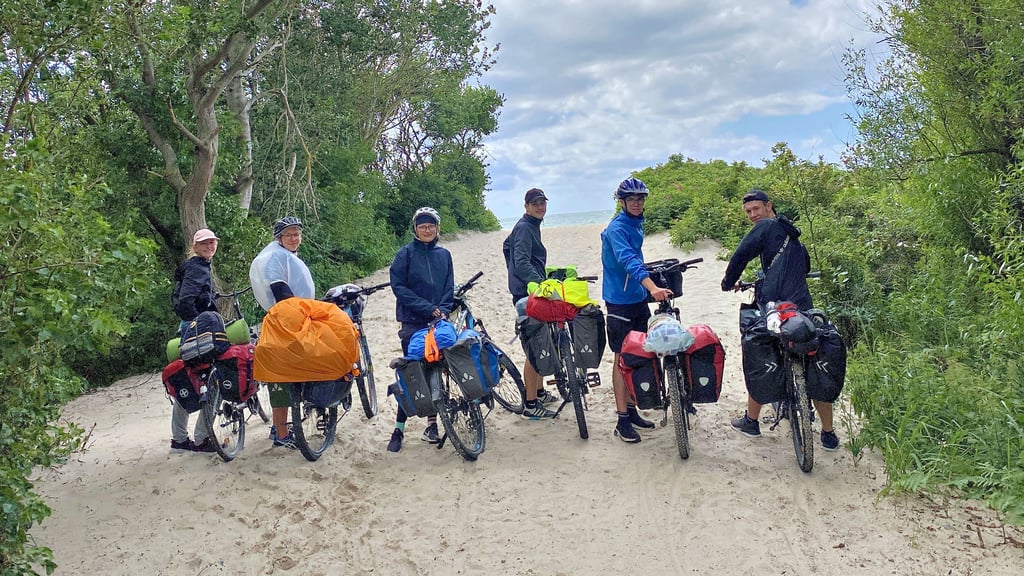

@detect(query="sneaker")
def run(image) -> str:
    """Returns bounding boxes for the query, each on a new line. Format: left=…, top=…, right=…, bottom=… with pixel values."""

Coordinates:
left=731, top=413, right=761, bottom=438
left=273, top=432, right=297, bottom=449
left=421, top=423, right=440, bottom=444
left=192, top=438, right=217, bottom=453
left=821, top=430, right=840, bottom=452
left=387, top=429, right=404, bottom=453
left=170, top=438, right=195, bottom=452
left=537, top=389, right=559, bottom=405
left=521, top=401, right=557, bottom=420
left=614, top=420, right=642, bottom=444
left=627, top=406, right=656, bottom=429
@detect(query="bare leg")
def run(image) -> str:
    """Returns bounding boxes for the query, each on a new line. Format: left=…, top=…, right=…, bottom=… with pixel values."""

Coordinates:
left=612, top=353, right=629, bottom=412
left=746, top=395, right=763, bottom=420
left=523, top=360, right=541, bottom=402
left=814, top=400, right=834, bottom=431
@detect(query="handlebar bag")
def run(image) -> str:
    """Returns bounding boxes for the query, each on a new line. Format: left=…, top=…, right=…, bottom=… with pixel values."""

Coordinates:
left=253, top=298, right=360, bottom=383
left=162, top=359, right=203, bottom=413
left=389, top=357, right=439, bottom=417
left=741, top=317, right=786, bottom=404
left=644, top=259, right=682, bottom=296
left=570, top=304, right=606, bottom=369
left=213, top=344, right=256, bottom=402
left=682, top=324, right=725, bottom=403
left=806, top=323, right=847, bottom=402
left=516, top=315, right=560, bottom=376
left=618, top=331, right=662, bottom=410
left=444, top=330, right=497, bottom=401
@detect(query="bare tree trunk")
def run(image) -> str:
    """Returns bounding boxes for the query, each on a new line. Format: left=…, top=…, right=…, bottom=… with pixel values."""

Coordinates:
left=226, top=41, right=255, bottom=213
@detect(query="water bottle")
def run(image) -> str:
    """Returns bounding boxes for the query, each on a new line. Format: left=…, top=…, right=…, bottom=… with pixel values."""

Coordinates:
left=766, top=301, right=782, bottom=334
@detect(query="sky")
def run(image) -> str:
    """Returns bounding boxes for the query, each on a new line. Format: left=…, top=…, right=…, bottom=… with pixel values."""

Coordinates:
left=477, top=0, right=884, bottom=218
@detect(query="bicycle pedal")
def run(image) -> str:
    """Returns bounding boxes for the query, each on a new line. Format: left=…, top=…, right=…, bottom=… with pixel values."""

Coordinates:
left=586, top=372, right=601, bottom=387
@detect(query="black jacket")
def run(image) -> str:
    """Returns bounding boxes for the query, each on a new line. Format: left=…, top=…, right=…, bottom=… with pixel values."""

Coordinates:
left=172, top=256, right=218, bottom=321
left=503, top=214, right=546, bottom=298
left=721, top=216, right=813, bottom=310
left=390, top=237, right=455, bottom=325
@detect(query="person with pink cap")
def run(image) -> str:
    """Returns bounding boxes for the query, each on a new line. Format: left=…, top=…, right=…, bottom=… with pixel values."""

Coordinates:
left=168, top=227, right=222, bottom=453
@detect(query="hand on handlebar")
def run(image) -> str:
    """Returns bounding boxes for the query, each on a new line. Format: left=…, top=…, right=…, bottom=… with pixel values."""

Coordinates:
left=650, top=286, right=673, bottom=302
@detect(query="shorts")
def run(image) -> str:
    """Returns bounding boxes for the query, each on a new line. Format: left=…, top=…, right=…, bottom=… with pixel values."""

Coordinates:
left=605, top=301, right=651, bottom=353
left=268, top=383, right=291, bottom=408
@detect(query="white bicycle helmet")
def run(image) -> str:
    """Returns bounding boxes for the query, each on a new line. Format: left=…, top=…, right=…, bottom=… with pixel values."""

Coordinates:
left=411, top=206, right=441, bottom=231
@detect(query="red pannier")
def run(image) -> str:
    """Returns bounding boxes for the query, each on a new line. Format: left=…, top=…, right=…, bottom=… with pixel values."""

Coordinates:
left=213, top=344, right=257, bottom=402
left=682, top=324, right=725, bottom=403
left=617, top=331, right=663, bottom=410
left=162, top=359, right=203, bottom=413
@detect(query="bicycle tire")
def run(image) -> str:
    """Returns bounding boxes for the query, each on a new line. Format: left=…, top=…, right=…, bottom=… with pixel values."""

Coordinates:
left=355, top=336, right=378, bottom=419
left=488, top=342, right=526, bottom=414
left=202, top=383, right=245, bottom=462
left=291, top=387, right=338, bottom=462
left=253, top=381, right=271, bottom=423
left=560, top=335, right=589, bottom=440
left=788, top=360, right=814, bottom=473
left=665, top=357, right=690, bottom=460
left=436, top=366, right=485, bottom=461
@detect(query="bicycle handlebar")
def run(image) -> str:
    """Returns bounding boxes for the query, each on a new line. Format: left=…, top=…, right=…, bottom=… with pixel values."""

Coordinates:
left=215, top=286, right=253, bottom=300
left=736, top=271, right=821, bottom=292
left=577, top=275, right=598, bottom=282
left=455, top=271, right=484, bottom=297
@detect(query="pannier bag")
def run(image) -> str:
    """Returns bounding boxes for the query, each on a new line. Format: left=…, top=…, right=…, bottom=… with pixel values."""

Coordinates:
left=738, top=302, right=761, bottom=333
left=517, top=315, right=560, bottom=376
left=389, top=357, right=439, bottom=417
left=618, top=331, right=663, bottom=410
left=806, top=322, right=847, bottom=402
left=774, top=301, right=819, bottom=356
left=213, top=344, right=257, bottom=402
left=162, top=359, right=204, bottom=413
left=294, top=378, right=353, bottom=409
left=644, top=259, right=683, bottom=298
left=179, top=310, right=230, bottom=365
left=644, top=313, right=694, bottom=355
left=253, top=298, right=360, bottom=383
left=444, top=330, right=497, bottom=401
left=571, top=304, right=606, bottom=369
left=741, top=316, right=786, bottom=404
left=682, top=324, right=725, bottom=403
left=407, top=319, right=458, bottom=360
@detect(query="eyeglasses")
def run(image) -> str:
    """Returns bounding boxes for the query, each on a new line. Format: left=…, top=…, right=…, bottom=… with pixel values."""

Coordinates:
left=624, top=196, right=646, bottom=205
left=416, top=224, right=438, bottom=231
left=281, top=232, right=302, bottom=239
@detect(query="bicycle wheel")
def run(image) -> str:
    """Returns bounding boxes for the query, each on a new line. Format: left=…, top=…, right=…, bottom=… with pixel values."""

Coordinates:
left=436, top=366, right=485, bottom=461
left=355, top=336, right=378, bottom=418
left=252, top=381, right=271, bottom=423
left=488, top=342, right=526, bottom=414
left=290, top=386, right=338, bottom=462
left=202, top=383, right=245, bottom=462
left=788, top=360, right=814, bottom=473
left=664, top=357, right=690, bottom=460
left=560, top=335, right=589, bottom=440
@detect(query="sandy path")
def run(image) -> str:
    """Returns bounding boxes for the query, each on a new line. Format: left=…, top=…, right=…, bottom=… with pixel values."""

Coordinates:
left=32, top=224, right=1023, bottom=575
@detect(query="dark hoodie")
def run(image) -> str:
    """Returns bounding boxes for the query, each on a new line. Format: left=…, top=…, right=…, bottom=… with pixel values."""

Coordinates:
left=721, top=215, right=812, bottom=310
left=389, top=236, right=455, bottom=325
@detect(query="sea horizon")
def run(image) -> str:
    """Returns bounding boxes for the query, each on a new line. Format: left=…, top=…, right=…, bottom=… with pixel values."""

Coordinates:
left=499, top=208, right=614, bottom=230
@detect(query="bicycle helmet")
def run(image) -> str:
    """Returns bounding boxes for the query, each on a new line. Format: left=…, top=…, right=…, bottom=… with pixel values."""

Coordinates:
left=273, top=216, right=304, bottom=238
left=411, top=206, right=441, bottom=230
left=615, top=177, right=649, bottom=199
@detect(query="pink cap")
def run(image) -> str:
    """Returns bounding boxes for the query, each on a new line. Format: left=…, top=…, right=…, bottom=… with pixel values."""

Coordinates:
left=193, top=228, right=219, bottom=243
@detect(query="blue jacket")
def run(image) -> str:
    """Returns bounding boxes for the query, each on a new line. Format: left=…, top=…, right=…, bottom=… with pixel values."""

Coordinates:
left=601, top=210, right=651, bottom=305
left=721, top=215, right=813, bottom=310
left=503, top=214, right=546, bottom=298
left=390, top=237, right=455, bottom=325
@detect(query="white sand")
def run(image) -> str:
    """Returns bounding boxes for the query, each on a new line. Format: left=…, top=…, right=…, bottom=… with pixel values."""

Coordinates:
left=32, top=224, right=1023, bottom=575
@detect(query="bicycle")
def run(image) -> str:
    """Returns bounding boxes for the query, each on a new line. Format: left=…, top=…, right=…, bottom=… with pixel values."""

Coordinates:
left=195, top=287, right=267, bottom=462
left=323, top=281, right=391, bottom=419
left=642, top=257, right=704, bottom=460
left=287, top=377, right=352, bottom=462
left=448, top=271, right=527, bottom=414
left=737, top=274, right=821, bottom=473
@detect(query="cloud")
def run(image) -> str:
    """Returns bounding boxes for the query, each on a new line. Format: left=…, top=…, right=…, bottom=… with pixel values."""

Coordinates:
left=477, top=0, right=882, bottom=218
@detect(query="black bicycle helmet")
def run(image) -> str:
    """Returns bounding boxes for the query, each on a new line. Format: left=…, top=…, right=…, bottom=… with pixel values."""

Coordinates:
left=273, top=216, right=303, bottom=238
left=615, top=177, right=649, bottom=199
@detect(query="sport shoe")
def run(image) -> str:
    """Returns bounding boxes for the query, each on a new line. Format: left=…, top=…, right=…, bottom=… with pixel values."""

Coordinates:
left=521, top=401, right=557, bottom=420
left=627, top=406, right=656, bottom=429
left=273, top=432, right=297, bottom=449
left=614, top=420, right=642, bottom=444
left=421, top=423, right=440, bottom=444
left=170, top=438, right=195, bottom=452
left=387, top=429, right=404, bottom=453
left=821, top=430, right=840, bottom=452
left=192, top=438, right=217, bottom=453
left=537, top=389, right=559, bottom=405
left=731, top=413, right=761, bottom=438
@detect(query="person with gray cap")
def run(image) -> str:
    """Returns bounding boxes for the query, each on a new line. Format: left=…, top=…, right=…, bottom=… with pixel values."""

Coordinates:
left=720, top=189, right=838, bottom=451
left=503, top=188, right=558, bottom=419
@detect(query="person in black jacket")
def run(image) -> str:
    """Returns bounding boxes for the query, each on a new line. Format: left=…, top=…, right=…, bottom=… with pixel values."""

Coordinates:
left=386, top=207, right=454, bottom=452
left=168, top=228, right=221, bottom=453
left=720, top=190, right=839, bottom=451
left=503, top=188, right=558, bottom=419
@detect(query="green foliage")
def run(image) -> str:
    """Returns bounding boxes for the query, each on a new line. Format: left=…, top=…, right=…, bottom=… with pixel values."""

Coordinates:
left=0, top=138, right=159, bottom=574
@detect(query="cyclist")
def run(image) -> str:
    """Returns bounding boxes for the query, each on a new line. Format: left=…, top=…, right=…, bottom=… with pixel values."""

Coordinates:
left=168, top=228, right=220, bottom=453
left=502, top=187, right=558, bottom=419
left=601, top=177, right=673, bottom=443
left=249, top=216, right=315, bottom=449
left=386, top=207, right=454, bottom=452
left=720, top=189, right=839, bottom=451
